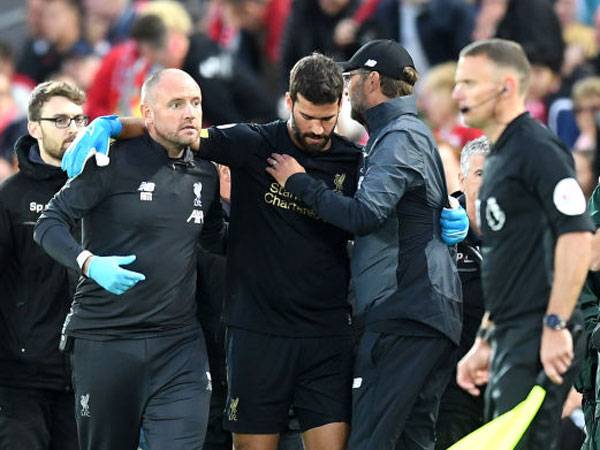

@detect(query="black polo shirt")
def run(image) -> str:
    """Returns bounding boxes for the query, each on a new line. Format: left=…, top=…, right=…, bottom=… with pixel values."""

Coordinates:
left=478, top=113, right=593, bottom=324
left=199, top=120, right=362, bottom=337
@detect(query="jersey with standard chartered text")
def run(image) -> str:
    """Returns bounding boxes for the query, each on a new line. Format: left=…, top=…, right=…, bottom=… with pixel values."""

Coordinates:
left=200, top=121, right=362, bottom=336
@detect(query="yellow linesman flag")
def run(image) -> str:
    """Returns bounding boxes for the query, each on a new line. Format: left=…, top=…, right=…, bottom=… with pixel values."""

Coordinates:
left=447, top=385, right=547, bottom=450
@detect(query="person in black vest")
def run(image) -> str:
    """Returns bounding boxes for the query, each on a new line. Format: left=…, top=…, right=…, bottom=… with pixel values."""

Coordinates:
left=0, top=80, right=84, bottom=450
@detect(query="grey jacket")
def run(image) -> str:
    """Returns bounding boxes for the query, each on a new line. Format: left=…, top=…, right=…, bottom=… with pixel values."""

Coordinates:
left=286, top=96, right=462, bottom=343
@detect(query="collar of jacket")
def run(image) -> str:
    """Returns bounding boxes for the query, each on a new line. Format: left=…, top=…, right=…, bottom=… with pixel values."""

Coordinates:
left=144, top=132, right=196, bottom=168
left=363, top=95, right=418, bottom=135
left=14, top=134, right=67, bottom=181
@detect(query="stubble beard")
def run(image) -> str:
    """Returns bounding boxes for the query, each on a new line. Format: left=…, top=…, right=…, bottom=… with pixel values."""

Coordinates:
left=290, top=114, right=332, bottom=154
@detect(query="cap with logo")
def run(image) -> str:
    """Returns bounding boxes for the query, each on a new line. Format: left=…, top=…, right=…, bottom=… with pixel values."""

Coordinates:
left=338, top=39, right=415, bottom=81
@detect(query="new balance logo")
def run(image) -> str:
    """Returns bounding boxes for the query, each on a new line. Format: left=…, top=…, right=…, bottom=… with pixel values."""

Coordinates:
left=138, top=182, right=155, bottom=192
left=138, top=181, right=155, bottom=201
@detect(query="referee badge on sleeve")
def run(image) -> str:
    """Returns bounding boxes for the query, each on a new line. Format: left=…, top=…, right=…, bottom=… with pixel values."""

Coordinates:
left=553, top=177, right=586, bottom=216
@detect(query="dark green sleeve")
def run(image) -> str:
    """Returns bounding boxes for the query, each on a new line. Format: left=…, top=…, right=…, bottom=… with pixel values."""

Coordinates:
left=579, top=185, right=600, bottom=332
left=590, top=184, right=600, bottom=226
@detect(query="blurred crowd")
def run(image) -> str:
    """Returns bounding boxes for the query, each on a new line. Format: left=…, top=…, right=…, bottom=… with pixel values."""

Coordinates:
left=2, top=1, right=600, bottom=449
left=0, top=1, right=589, bottom=196
left=0, top=0, right=599, bottom=200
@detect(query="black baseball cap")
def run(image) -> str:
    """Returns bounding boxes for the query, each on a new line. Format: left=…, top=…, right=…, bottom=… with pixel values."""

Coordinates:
left=338, top=39, right=415, bottom=80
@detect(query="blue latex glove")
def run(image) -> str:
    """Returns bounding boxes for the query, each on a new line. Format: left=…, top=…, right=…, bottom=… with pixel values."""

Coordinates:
left=87, top=255, right=145, bottom=295
left=440, top=205, right=469, bottom=245
left=61, top=115, right=122, bottom=178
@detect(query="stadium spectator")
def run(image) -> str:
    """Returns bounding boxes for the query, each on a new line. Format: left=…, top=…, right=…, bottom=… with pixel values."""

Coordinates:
left=86, top=1, right=276, bottom=123
left=17, top=0, right=92, bottom=84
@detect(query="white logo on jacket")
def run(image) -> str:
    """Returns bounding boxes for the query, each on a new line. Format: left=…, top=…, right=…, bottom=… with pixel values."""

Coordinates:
left=187, top=210, right=204, bottom=224
left=138, top=181, right=155, bottom=202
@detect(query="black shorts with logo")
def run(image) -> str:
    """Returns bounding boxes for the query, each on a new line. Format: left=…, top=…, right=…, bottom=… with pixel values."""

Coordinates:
left=224, top=327, right=354, bottom=434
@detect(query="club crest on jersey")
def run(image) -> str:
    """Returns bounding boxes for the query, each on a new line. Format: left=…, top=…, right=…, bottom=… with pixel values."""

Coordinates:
left=333, top=173, right=346, bottom=193
left=138, top=181, right=155, bottom=201
left=193, top=182, right=203, bottom=207
left=485, top=197, right=506, bottom=231
left=228, top=397, right=239, bottom=422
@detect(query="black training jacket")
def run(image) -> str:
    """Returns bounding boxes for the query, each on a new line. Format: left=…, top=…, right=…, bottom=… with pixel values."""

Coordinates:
left=201, top=121, right=362, bottom=337
left=0, top=135, right=77, bottom=391
left=34, top=133, right=225, bottom=338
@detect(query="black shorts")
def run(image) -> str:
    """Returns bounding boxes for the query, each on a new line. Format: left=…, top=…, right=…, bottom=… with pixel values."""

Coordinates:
left=224, top=327, right=354, bottom=434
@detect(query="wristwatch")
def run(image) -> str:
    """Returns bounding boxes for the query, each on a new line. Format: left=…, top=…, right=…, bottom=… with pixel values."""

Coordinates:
left=543, top=314, right=567, bottom=330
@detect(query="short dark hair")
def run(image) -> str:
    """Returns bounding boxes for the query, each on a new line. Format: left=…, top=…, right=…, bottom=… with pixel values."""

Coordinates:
left=289, top=53, right=343, bottom=105
left=131, top=14, right=167, bottom=48
left=28, top=80, right=85, bottom=121
left=379, top=66, right=418, bottom=98
left=459, top=39, right=531, bottom=94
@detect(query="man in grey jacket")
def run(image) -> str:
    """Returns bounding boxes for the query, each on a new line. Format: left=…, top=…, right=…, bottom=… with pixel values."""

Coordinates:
left=267, top=39, right=463, bottom=450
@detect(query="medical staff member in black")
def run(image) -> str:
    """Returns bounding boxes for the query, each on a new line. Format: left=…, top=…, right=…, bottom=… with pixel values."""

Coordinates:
left=454, top=39, right=594, bottom=450
left=267, top=39, right=463, bottom=450
left=0, top=80, right=84, bottom=450
left=34, top=69, right=225, bottom=450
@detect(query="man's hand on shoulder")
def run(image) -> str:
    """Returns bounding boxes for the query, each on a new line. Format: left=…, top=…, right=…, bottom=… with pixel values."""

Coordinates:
left=61, top=115, right=122, bottom=178
left=266, top=153, right=306, bottom=187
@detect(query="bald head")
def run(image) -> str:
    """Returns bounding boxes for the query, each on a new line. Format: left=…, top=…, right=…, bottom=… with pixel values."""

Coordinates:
left=141, top=68, right=203, bottom=154
left=141, top=68, right=200, bottom=105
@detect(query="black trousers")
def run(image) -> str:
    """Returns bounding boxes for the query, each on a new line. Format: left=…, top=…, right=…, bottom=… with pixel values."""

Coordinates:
left=347, top=333, right=457, bottom=450
left=486, top=320, right=584, bottom=450
left=70, top=329, right=211, bottom=450
left=0, top=385, right=78, bottom=450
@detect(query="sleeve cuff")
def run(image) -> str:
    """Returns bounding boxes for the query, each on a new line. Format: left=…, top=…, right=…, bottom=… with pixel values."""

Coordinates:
left=76, top=250, right=94, bottom=275
left=285, top=173, right=315, bottom=196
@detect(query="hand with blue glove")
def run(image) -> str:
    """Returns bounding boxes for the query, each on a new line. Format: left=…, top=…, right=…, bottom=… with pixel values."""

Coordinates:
left=440, top=203, right=469, bottom=245
left=86, top=254, right=145, bottom=295
left=61, top=115, right=122, bottom=178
